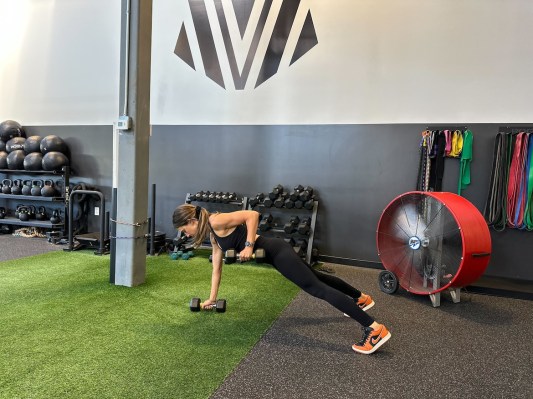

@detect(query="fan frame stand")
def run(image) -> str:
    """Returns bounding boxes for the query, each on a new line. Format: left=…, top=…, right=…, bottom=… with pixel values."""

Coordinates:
left=429, top=287, right=461, bottom=307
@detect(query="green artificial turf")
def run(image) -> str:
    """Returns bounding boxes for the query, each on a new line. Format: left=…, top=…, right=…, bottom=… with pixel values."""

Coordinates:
left=0, top=250, right=299, bottom=399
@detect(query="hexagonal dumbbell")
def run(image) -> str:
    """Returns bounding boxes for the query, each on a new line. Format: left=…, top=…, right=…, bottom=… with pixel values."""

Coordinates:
left=189, top=297, right=227, bottom=312
left=249, top=193, right=265, bottom=207
left=298, top=217, right=311, bottom=235
left=170, top=250, right=195, bottom=260
left=284, top=216, right=300, bottom=234
left=224, top=248, right=266, bottom=264
left=259, top=213, right=273, bottom=231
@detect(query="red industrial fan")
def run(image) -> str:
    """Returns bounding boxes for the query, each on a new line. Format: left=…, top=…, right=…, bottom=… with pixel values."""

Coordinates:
left=376, top=191, right=491, bottom=307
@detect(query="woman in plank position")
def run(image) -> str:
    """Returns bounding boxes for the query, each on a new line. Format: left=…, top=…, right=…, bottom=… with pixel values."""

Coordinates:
left=173, top=204, right=391, bottom=354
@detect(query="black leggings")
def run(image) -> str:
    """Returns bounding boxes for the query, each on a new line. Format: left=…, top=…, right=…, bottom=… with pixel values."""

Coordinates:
left=256, top=236, right=374, bottom=327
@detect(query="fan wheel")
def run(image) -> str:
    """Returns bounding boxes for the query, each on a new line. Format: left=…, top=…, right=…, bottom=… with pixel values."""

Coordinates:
left=378, top=270, right=399, bottom=294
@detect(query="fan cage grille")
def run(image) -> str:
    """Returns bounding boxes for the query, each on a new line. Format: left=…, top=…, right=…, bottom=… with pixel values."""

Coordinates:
left=377, top=191, right=491, bottom=295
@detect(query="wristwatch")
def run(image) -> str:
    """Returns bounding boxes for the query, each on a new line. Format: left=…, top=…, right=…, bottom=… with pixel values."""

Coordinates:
left=245, top=241, right=255, bottom=248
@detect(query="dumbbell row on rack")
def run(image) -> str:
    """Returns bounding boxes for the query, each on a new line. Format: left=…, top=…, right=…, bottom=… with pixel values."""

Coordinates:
left=249, top=184, right=316, bottom=209
left=259, top=214, right=311, bottom=236
left=187, top=191, right=240, bottom=204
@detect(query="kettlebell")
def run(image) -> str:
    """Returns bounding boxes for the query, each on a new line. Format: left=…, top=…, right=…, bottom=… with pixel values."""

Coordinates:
left=2, top=179, right=12, bottom=194
left=27, top=205, right=36, bottom=220
left=11, top=179, right=22, bottom=195
left=50, top=209, right=61, bottom=224
left=55, top=179, right=64, bottom=197
left=21, top=180, right=32, bottom=196
left=31, top=180, right=43, bottom=196
left=36, top=206, right=47, bottom=221
left=0, top=207, right=5, bottom=219
left=18, top=206, right=29, bottom=222
left=41, top=179, right=56, bottom=197
left=14, top=204, right=23, bottom=219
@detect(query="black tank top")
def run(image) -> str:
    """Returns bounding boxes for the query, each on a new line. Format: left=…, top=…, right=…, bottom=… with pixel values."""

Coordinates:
left=209, top=223, right=247, bottom=252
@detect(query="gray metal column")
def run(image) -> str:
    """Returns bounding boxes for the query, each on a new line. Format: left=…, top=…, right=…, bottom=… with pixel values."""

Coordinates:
left=114, top=0, right=152, bottom=287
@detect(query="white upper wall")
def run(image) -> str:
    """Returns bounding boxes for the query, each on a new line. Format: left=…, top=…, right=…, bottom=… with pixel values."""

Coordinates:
left=1, top=0, right=532, bottom=125
left=0, top=0, right=121, bottom=126
left=151, top=0, right=533, bottom=124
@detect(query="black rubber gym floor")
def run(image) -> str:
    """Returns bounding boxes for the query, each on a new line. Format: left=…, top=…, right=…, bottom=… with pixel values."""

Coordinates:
left=211, top=264, right=533, bottom=399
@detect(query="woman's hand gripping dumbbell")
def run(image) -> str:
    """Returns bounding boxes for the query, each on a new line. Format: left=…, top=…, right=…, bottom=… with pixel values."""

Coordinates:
left=189, top=297, right=227, bottom=312
left=224, top=248, right=266, bottom=264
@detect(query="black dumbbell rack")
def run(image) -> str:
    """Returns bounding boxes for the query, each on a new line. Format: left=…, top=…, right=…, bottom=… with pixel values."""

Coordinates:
left=185, top=192, right=249, bottom=248
left=249, top=200, right=318, bottom=265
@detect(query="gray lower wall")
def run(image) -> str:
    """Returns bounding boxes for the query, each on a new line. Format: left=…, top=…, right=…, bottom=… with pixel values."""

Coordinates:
left=11, top=123, right=533, bottom=283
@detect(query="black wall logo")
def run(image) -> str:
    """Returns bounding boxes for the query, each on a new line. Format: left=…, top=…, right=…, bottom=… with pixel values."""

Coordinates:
left=174, top=0, right=318, bottom=90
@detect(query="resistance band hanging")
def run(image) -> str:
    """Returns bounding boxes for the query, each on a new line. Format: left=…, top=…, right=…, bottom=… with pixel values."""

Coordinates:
left=507, top=132, right=529, bottom=228
left=484, top=128, right=533, bottom=231
left=416, top=127, right=471, bottom=194
left=449, top=130, right=464, bottom=158
left=484, top=132, right=512, bottom=231
left=458, top=130, right=473, bottom=195
left=523, top=137, right=533, bottom=230
left=416, top=130, right=432, bottom=191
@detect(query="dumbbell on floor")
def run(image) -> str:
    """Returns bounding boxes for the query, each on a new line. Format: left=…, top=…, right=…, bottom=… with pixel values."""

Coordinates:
left=170, top=250, right=195, bottom=260
left=225, top=248, right=266, bottom=264
left=189, top=297, right=227, bottom=312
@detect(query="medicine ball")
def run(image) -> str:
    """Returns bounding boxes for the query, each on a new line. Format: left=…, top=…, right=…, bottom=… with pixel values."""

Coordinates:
left=40, top=135, right=67, bottom=155
left=6, top=137, right=26, bottom=153
left=24, top=136, right=42, bottom=154
left=0, top=140, right=5, bottom=152
left=0, top=151, right=8, bottom=169
left=42, top=151, right=69, bottom=171
left=0, top=120, right=25, bottom=142
left=24, top=152, right=43, bottom=171
left=7, top=150, right=25, bottom=170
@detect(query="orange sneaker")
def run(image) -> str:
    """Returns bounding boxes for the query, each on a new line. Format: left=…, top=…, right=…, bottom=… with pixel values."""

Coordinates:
left=344, top=294, right=375, bottom=317
left=351, top=324, right=391, bottom=354
left=356, top=293, right=375, bottom=311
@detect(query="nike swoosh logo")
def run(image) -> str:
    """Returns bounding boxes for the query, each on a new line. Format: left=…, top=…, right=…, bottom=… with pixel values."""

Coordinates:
left=370, top=335, right=382, bottom=345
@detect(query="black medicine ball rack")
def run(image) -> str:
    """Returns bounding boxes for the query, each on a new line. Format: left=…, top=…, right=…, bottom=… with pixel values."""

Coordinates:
left=0, top=166, right=70, bottom=232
